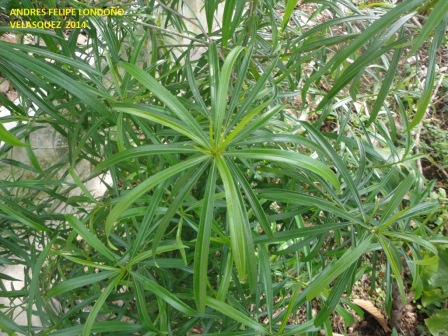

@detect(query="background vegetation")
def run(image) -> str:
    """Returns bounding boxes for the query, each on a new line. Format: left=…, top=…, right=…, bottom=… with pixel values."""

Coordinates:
left=0, top=0, right=447, bottom=335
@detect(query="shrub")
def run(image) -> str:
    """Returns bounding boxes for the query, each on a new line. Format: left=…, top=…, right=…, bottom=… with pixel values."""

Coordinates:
left=0, top=0, right=447, bottom=334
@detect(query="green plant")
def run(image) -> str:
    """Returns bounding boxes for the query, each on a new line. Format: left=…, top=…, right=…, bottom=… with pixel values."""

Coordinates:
left=1, top=0, right=448, bottom=335
left=422, top=120, right=448, bottom=169
left=413, top=246, right=448, bottom=335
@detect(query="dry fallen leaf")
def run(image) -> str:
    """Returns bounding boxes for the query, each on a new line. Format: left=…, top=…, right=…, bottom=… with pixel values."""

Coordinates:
left=353, top=299, right=391, bottom=333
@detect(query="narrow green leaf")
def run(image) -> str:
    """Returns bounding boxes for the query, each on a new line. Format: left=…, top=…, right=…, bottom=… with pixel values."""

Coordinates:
left=0, top=41, right=103, bottom=77
left=209, top=41, right=219, bottom=115
left=293, top=15, right=376, bottom=43
left=134, top=278, right=159, bottom=332
left=216, top=156, right=254, bottom=285
left=300, top=121, right=364, bottom=218
left=0, top=203, right=48, bottom=231
left=132, top=272, right=195, bottom=315
left=254, top=222, right=352, bottom=244
left=238, top=133, right=327, bottom=156
left=47, top=271, right=117, bottom=298
left=226, top=50, right=253, bottom=126
left=259, top=189, right=364, bottom=224
left=220, top=99, right=273, bottom=149
left=382, top=231, right=438, bottom=256
left=216, top=249, right=233, bottom=301
left=0, top=123, right=27, bottom=147
left=129, top=183, right=167, bottom=259
left=316, top=30, right=410, bottom=111
left=303, top=0, right=425, bottom=103
left=205, top=296, right=266, bottom=333
left=113, top=103, right=206, bottom=147
left=282, top=0, right=297, bottom=29
left=306, top=236, right=372, bottom=300
left=106, top=52, right=124, bottom=100
left=194, top=161, right=217, bottom=313
left=282, top=320, right=320, bottom=335
left=379, top=201, right=438, bottom=230
left=226, top=60, right=278, bottom=132
left=278, top=283, right=301, bottom=333
left=83, top=274, right=122, bottom=336
left=92, top=143, right=197, bottom=175
left=222, top=103, right=283, bottom=149
left=0, top=42, right=110, bottom=117
left=226, top=148, right=340, bottom=191
left=28, top=241, right=53, bottom=334
left=378, top=174, right=414, bottom=226
left=129, top=242, right=188, bottom=267
left=0, top=312, right=26, bottom=335
left=118, top=63, right=209, bottom=147
left=378, top=235, right=406, bottom=305
left=214, top=47, right=246, bottom=145
left=64, top=256, right=120, bottom=271
left=185, top=56, right=209, bottom=117
left=151, top=163, right=209, bottom=256
left=50, top=322, right=142, bottom=336
left=0, top=63, right=67, bottom=125
left=222, top=0, right=237, bottom=46
left=408, top=0, right=448, bottom=57
left=294, top=34, right=358, bottom=54
left=229, top=0, right=246, bottom=40
left=314, top=263, right=357, bottom=326
left=68, top=167, right=98, bottom=204
left=205, top=0, right=216, bottom=33
left=427, top=237, right=448, bottom=245
left=367, top=30, right=404, bottom=125
left=67, top=215, right=118, bottom=262
left=105, top=156, right=208, bottom=246
left=258, top=244, right=273, bottom=330
left=25, top=136, right=43, bottom=172
left=116, top=112, right=126, bottom=152
left=407, top=16, right=447, bottom=130
left=228, top=160, right=273, bottom=238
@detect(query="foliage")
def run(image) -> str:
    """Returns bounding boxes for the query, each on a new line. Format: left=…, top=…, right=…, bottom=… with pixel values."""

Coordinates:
left=425, top=309, right=448, bottom=336
left=0, top=0, right=447, bottom=335
left=413, top=246, right=448, bottom=335
left=422, top=120, right=448, bottom=169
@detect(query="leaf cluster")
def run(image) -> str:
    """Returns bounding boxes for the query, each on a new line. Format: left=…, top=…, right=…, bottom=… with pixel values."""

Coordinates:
left=0, top=0, right=447, bottom=335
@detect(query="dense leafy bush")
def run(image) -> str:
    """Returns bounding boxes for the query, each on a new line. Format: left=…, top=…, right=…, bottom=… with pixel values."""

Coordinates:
left=0, top=0, right=447, bottom=335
